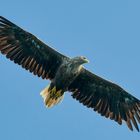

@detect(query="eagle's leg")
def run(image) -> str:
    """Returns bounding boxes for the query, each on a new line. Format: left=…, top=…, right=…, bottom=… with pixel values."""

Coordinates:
left=40, top=85, right=64, bottom=108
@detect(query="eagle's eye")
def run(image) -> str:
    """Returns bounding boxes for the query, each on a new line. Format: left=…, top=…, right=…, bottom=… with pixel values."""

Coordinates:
left=82, top=56, right=86, bottom=60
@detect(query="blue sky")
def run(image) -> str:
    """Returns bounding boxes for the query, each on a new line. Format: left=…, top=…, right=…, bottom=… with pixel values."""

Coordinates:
left=0, top=0, right=140, bottom=140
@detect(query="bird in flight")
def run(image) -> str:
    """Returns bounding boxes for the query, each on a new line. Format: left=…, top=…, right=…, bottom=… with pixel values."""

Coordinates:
left=0, top=16, right=140, bottom=131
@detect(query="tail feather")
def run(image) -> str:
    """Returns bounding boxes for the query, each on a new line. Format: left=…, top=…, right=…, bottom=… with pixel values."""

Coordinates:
left=40, top=85, right=64, bottom=108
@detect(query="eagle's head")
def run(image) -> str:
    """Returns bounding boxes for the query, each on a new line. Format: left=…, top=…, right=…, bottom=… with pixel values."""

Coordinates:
left=72, top=56, right=89, bottom=65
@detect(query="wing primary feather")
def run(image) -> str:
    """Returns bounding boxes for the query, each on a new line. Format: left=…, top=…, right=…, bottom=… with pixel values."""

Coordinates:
left=82, top=95, right=93, bottom=107
left=0, top=23, right=8, bottom=27
left=34, top=63, right=40, bottom=75
left=80, top=96, right=88, bottom=103
left=36, top=63, right=42, bottom=77
left=94, top=99, right=102, bottom=111
left=8, top=46, right=21, bottom=57
left=83, top=95, right=92, bottom=105
left=134, top=111, right=140, bottom=123
left=126, top=112, right=133, bottom=131
left=10, top=49, right=23, bottom=61
left=38, top=65, right=43, bottom=77
left=117, top=113, right=122, bottom=125
left=97, top=100, right=104, bottom=113
left=14, top=52, right=24, bottom=64
left=132, top=116, right=139, bottom=131
left=86, top=100, right=93, bottom=108
left=0, top=16, right=17, bottom=26
left=105, top=109, right=110, bottom=118
left=5, top=46, right=19, bottom=58
left=20, top=57, right=26, bottom=65
left=33, top=62, right=40, bottom=74
left=109, top=112, right=114, bottom=120
left=0, top=36, right=8, bottom=41
left=22, top=56, right=29, bottom=68
left=25, top=57, right=34, bottom=70
left=23, top=56, right=31, bottom=70
left=0, top=44, right=12, bottom=54
left=8, top=47, right=22, bottom=60
left=128, top=110, right=139, bottom=131
left=72, top=91, right=80, bottom=99
left=119, top=104, right=127, bottom=121
left=100, top=100, right=108, bottom=116
left=29, top=59, right=36, bottom=72
left=41, top=70, right=46, bottom=79
left=79, top=94, right=86, bottom=103
left=92, top=95, right=100, bottom=108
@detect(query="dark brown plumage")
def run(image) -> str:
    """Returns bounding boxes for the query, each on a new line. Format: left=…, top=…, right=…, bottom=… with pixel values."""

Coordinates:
left=0, top=16, right=67, bottom=80
left=68, top=69, right=140, bottom=131
left=0, top=16, right=140, bottom=131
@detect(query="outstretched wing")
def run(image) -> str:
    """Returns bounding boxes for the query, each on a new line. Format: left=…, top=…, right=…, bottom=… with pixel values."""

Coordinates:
left=0, top=16, right=68, bottom=80
left=68, top=68, right=140, bottom=131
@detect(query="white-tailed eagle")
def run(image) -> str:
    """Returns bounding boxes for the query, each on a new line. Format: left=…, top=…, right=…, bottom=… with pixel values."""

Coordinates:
left=0, top=16, right=140, bottom=131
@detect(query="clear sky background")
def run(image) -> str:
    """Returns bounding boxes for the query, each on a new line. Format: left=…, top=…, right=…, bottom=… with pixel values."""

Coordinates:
left=0, top=0, right=140, bottom=140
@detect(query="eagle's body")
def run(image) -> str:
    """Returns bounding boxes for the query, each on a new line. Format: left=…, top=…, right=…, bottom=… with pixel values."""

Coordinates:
left=0, top=16, right=140, bottom=131
left=41, top=57, right=87, bottom=107
left=53, top=57, right=84, bottom=90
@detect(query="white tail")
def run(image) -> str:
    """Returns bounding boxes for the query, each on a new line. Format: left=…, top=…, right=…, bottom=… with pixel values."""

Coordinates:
left=40, top=86, right=64, bottom=108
